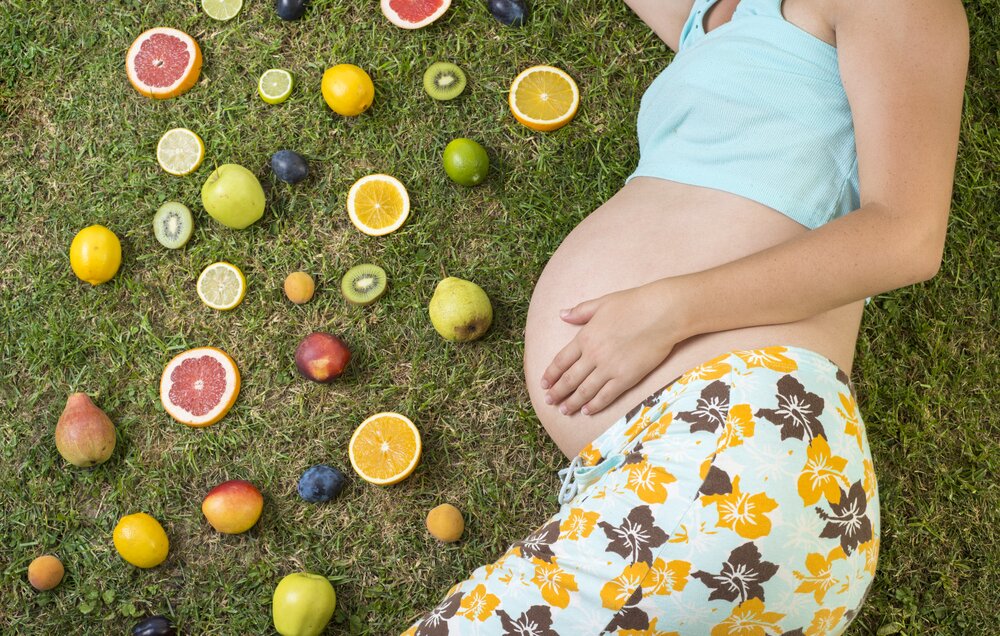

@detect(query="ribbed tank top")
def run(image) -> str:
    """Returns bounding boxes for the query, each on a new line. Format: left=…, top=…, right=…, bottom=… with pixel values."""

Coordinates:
left=628, top=0, right=859, bottom=230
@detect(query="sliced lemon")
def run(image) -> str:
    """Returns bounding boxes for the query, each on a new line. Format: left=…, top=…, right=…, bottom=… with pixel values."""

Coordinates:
left=202, top=0, right=243, bottom=21
left=258, top=69, right=293, bottom=105
left=346, top=174, right=410, bottom=236
left=197, top=262, right=246, bottom=311
left=349, top=412, right=422, bottom=485
left=509, top=65, right=580, bottom=132
left=156, top=128, right=205, bottom=176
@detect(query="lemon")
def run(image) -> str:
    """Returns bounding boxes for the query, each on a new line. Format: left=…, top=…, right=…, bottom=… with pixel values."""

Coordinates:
left=202, top=0, right=243, bottom=20
left=113, top=513, right=169, bottom=569
left=157, top=128, right=205, bottom=176
left=70, top=225, right=122, bottom=285
left=197, top=262, right=246, bottom=311
left=321, top=64, right=374, bottom=116
left=258, top=69, right=293, bottom=105
left=346, top=174, right=410, bottom=236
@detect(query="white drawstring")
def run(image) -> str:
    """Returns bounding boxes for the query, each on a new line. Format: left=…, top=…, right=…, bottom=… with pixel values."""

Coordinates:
left=557, top=456, right=583, bottom=504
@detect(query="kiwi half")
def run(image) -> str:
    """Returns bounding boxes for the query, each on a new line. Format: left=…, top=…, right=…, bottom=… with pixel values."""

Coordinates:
left=153, top=201, right=193, bottom=249
left=341, top=264, right=387, bottom=306
left=423, top=62, right=467, bottom=101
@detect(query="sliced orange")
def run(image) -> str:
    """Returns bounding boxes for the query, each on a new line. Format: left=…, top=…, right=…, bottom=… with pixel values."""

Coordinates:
left=160, top=347, right=240, bottom=427
left=509, top=65, right=580, bottom=132
left=126, top=27, right=202, bottom=100
left=349, top=412, right=421, bottom=485
left=346, top=174, right=410, bottom=236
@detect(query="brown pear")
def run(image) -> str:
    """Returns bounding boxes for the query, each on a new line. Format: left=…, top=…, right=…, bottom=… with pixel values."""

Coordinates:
left=54, top=393, right=116, bottom=467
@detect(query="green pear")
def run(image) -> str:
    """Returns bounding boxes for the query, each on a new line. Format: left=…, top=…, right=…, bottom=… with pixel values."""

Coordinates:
left=429, top=277, right=493, bottom=342
left=201, top=164, right=265, bottom=229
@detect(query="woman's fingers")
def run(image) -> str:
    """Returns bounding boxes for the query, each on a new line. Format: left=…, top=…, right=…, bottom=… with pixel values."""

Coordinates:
left=581, top=379, right=625, bottom=416
left=545, top=358, right=595, bottom=406
left=559, top=371, right=610, bottom=415
left=540, top=341, right=582, bottom=390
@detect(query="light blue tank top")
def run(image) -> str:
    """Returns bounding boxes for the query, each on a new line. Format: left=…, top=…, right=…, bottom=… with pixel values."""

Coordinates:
left=628, top=0, right=860, bottom=231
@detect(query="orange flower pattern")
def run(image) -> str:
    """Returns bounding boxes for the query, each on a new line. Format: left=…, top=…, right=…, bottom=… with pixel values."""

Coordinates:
left=405, top=346, right=878, bottom=636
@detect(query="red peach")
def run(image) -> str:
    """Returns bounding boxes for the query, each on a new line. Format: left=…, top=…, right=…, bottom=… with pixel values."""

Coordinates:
left=294, top=332, right=351, bottom=383
left=201, top=480, right=264, bottom=534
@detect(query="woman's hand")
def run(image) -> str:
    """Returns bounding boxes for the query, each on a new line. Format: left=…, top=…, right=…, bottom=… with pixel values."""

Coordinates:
left=540, top=280, right=685, bottom=416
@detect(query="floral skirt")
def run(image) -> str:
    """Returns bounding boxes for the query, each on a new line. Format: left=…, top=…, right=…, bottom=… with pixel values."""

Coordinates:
left=403, top=346, right=880, bottom=635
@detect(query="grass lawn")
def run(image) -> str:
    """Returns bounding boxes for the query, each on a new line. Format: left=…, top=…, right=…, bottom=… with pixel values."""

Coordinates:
left=1, top=0, right=997, bottom=634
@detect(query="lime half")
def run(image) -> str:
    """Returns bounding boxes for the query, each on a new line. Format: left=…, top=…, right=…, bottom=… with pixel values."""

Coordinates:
left=258, top=69, right=293, bottom=105
left=202, top=0, right=243, bottom=21
left=156, top=128, right=204, bottom=176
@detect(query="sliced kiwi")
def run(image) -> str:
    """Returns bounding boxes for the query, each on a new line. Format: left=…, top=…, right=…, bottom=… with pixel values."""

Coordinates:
left=153, top=201, right=194, bottom=249
left=341, top=264, right=387, bottom=306
left=423, top=62, right=467, bottom=101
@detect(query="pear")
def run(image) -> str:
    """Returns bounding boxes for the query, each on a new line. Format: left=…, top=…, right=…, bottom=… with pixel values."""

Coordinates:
left=429, top=277, right=493, bottom=342
left=54, top=393, right=116, bottom=467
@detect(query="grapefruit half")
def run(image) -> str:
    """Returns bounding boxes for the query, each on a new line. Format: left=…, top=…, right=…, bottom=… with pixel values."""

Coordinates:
left=160, top=347, right=240, bottom=427
left=126, top=27, right=202, bottom=99
left=380, top=0, right=451, bottom=29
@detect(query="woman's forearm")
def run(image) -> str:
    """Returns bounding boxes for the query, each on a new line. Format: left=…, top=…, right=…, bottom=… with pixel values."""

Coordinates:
left=651, top=201, right=947, bottom=341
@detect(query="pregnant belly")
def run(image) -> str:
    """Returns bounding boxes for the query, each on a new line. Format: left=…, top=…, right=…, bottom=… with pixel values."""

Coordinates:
left=523, top=177, right=865, bottom=458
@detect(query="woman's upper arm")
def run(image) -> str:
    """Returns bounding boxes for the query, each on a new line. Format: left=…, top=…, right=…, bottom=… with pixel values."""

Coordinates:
left=836, top=0, right=969, bottom=277
left=623, top=0, right=697, bottom=52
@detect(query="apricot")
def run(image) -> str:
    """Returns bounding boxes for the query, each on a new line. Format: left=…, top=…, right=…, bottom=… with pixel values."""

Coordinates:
left=426, top=504, right=464, bottom=543
left=284, top=271, right=315, bottom=304
left=28, top=555, right=64, bottom=591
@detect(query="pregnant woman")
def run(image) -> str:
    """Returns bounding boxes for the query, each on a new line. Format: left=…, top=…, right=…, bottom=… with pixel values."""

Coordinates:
left=407, top=0, right=968, bottom=633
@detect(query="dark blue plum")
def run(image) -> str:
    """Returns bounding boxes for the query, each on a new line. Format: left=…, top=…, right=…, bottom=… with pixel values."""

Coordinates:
left=298, top=464, right=346, bottom=503
left=275, top=0, right=307, bottom=21
left=132, top=616, right=176, bottom=636
left=487, top=0, right=527, bottom=26
left=271, top=150, right=309, bottom=184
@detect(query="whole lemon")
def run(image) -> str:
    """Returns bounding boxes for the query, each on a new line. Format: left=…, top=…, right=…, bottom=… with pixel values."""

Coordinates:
left=426, top=503, right=464, bottom=543
left=113, top=513, right=169, bottom=568
left=70, top=225, right=122, bottom=285
left=284, top=271, right=315, bottom=304
left=321, top=64, right=374, bottom=116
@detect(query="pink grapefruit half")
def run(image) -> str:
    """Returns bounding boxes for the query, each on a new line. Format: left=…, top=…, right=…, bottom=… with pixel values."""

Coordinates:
left=380, top=0, right=451, bottom=29
left=126, top=27, right=202, bottom=99
left=160, top=347, right=240, bottom=427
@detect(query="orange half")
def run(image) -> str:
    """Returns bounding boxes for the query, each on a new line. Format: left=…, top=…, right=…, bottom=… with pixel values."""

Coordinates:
left=349, top=412, right=422, bottom=485
left=347, top=174, right=410, bottom=236
left=126, top=27, right=202, bottom=99
left=509, top=65, right=580, bottom=132
left=160, top=347, right=240, bottom=427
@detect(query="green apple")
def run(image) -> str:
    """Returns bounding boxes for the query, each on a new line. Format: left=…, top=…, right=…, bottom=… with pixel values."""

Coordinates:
left=201, top=163, right=265, bottom=229
left=272, top=573, right=336, bottom=636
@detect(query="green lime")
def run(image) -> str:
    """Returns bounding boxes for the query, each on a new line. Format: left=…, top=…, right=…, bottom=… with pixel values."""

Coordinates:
left=442, top=138, right=489, bottom=187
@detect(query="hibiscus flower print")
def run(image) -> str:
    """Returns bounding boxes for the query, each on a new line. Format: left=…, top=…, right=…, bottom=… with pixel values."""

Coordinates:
left=622, top=456, right=678, bottom=504
left=755, top=374, right=827, bottom=441
left=603, top=587, right=650, bottom=632
left=495, top=605, right=559, bottom=636
left=815, top=480, right=873, bottom=555
left=796, top=436, right=850, bottom=506
left=804, top=607, right=846, bottom=635
left=716, top=404, right=755, bottom=454
left=559, top=508, right=600, bottom=541
left=699, top=464, right=734, bottom=497
left=692, top=541, right=778, bottom=603
left=529, top=557, right=578, bottom=609
left=710, top=598, right=786, bottom=636
left=679, top=354, right=732, bottom=385
left=642, top=411, right=675, bottom=443
left=645, top=557, right=691, bottom=596
left=619, top=617, right=681, bottom=636
left=702, top=476, right=779, bottom=540
left=600, top=563, right=650, bottom=611
left=677, top=380, right=731, bottom=433
left=455, top=584, right=500, bottom=622
left=837, top=392, right=864, bottom=451
left=792, top=546, right=846, bottom=604
left=578, top=442, right=604, bottom=467
left=512, top=520, right=560, bottom=562
left=415, top=591, right=463, bottom=636
left=735, top=347, right=799, bottom=373
left=598, top=505, right=669, bottom=564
